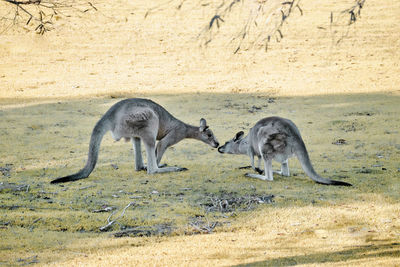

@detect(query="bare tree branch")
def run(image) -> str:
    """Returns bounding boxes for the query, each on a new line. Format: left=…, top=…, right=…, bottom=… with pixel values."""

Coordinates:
left=144, top=0, right=185, bottom=18
left=0, top=0, right=97, bottom=34
left=144, top=0, right=303, bottom=53
left=330, top=0, right=367, bottom=44
left=198, top=0, right=303, bottom=53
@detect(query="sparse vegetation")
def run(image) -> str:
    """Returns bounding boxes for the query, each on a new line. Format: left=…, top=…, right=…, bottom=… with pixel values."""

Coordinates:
left=0, top=93, right=399, bottom=265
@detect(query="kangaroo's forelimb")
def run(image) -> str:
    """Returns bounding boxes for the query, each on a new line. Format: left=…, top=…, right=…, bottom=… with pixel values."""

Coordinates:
left=245, top=157, right=273, bottom=181
left=155, top=131, right=182, bottom=165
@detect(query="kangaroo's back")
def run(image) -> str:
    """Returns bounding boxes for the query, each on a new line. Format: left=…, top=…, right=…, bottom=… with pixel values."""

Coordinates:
left=249, top=117, right=298, bottom=156
left=116, top=99, right=181, bottom=135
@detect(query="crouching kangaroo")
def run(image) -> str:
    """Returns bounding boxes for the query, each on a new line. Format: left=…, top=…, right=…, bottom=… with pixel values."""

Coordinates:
left=51, top=98, right=219, bottom=184
left=218, top=116, right=352, bottom=186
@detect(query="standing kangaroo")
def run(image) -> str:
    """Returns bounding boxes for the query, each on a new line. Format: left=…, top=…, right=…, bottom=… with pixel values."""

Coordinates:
left=51, top=98, right=219, bottom=184
left=218, top=116, right=352, bottom=186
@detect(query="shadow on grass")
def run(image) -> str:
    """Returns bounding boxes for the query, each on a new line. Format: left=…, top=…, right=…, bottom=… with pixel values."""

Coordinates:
left=235, top=242, right=400, bottom=266
left=1, top=93, right=399, bottom=265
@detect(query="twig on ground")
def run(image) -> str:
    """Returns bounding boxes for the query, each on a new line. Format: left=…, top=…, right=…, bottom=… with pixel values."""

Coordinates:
left=29, top=217, right=42, bottom=232
left=189, top=216, right=218, bottom=234
left=99, top=202, right=136, bottom=232
left=203, top=194, right=274, bottom=213
left=113, top=224, right=173, bottom=237
left=92, top=205, right=114, bottom=213
left=79, top=185, right=96, bottom=190
left=16, top=255, right=39, bottom=265
left=0, top=182, right=29, bottom=192
left=0, top=164, right=13, bottom=177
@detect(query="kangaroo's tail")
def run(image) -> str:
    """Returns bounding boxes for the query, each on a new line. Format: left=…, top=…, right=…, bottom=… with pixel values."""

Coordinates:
left=295, top=139, right=352, bottom=186
left=51, top=116, right=111, bottom=184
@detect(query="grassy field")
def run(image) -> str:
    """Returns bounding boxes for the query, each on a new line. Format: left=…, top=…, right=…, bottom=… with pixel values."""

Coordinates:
left=0, top=0, right=399, bottom=266
left=0, top=93, right=399, bottom=266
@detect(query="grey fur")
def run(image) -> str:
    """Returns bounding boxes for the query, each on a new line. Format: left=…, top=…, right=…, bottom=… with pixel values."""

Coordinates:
left=51, top=98, right=219, bottom=184
left=218, top=116, right=352, bottom=186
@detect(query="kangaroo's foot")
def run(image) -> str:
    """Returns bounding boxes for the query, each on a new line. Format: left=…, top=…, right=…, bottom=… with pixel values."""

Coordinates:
left=148, top=166, right=188, bottom=174
left=245, top=173, right=273, bottom=181
left=273, top=170, right=290, bottom=176
left=136, top=163, right=168, bottom=171
left=135, top=166, right=147, bottom=171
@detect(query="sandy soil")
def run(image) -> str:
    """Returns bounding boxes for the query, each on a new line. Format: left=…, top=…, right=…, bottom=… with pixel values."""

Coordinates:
left=0, top=0, right=399, bottom=99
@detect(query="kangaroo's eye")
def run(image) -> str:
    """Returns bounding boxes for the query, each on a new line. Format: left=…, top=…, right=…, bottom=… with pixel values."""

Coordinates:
left=207, top=133, right=212, bottom=138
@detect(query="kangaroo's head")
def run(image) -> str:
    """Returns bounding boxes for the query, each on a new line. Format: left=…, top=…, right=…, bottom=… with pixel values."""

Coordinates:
left=218, top=131, right=244, bottom=154
left=199, top=118, right=219, bottom=148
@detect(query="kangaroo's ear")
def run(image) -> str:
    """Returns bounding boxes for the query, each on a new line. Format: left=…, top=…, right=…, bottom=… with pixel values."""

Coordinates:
left=199, top=118, right=208, bottom=131
left=233, top=131, right=244, bottom=141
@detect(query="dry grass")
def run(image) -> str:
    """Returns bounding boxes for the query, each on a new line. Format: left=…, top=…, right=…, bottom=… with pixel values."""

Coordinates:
left=0, top=0, right=399, bottom=266
left=0, top=94, right=399, bottom=266
left=46, top=201, right=400, bottom=267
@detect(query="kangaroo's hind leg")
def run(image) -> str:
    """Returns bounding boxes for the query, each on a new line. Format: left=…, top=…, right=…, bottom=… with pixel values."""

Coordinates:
left=143, top=137, right=186, bottom=174
left=239, top=152, right=262, bottom=174
left=132, top=137, right=166, bottom=171
left=245, top=157, right=273, bottom=181
left=273, top=159, right=290, bottom=176
left=125, top=109, right=186, bottom=174
left=255, top=156, right=263, bottom=174
left=281, top=159, right=290, bottom=176
left=132, top=137, right=146, bottom=171
left=140, top=128, right=186, bottom=174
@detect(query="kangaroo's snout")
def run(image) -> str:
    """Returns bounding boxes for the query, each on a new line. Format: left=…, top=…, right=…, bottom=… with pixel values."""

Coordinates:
left=213, top=142, right=220, bottom=148
left=218, top=146, right=224, bottom=153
